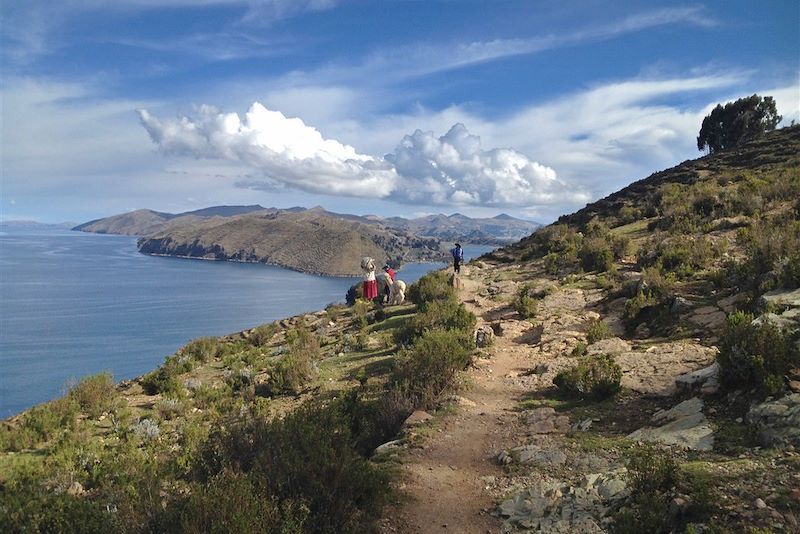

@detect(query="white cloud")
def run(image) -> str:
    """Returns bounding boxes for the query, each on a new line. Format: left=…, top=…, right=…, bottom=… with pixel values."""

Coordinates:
left=385, top=124, right=584, bottom=207
left=139, top=103, right=398, bottom=198
left=138, top=103, right=583, bottom=208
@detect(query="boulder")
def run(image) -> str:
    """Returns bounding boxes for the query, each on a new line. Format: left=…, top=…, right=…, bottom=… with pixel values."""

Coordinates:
left=373, top=439, right=404, bottom=456
left=675, top=362, right=720, bottom=396
left=628, top=397, right=714, bottom=451
left=474, top=325, right=495, bottom=348
left=403, top=410, right=433, bottom=428
left=746, top=393, right=800, bottom=447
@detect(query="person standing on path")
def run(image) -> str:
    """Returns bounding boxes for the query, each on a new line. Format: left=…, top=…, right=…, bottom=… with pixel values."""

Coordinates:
left=361, top=257, right=379, bottom=301
left=450, top=243, right=464, bottom=274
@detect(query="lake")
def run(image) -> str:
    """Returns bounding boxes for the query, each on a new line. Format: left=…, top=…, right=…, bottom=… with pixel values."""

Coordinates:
left=0, top=228, right=493, bottom=417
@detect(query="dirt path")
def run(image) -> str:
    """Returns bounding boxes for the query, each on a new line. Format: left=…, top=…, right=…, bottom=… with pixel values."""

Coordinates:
left=381, top=267, right=550, bottom=533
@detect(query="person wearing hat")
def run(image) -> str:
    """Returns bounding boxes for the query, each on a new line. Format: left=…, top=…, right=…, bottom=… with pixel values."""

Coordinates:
left=450, top=243, right=464, bottom=274
left=381, top=264, right=396, bottom=303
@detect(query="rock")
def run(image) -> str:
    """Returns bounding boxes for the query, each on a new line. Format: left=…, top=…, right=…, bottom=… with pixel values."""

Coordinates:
left=373, top=439, right=403, bottom=455
left=675, top=363, right=720, bottom=396
left=718, top=292, right=747, bottom=313
left=711, top=216, right=751, bottom=231
left=652, top=397, right=704, bottom=424
left=755, top=498, right=767, bottom=509
left=628, top=397, right=714, bottom=451
left=634, top=324, right=651, bottom=338
left=670, top=497, right=690, bottom=517
left=450, top=395, right=477, bottom=407
left=533, top=363, right=549, bottom=375
left=789, top=488, right=800, bottom=503
left=403, top=410, right=433, bottom=428
left=490, top=321, right=504, bottom=336
left=614, top=341, right=718, bottom=396
left=571, top=418, right=593, bottom=432
left=688, top=306, right=726, bottom=330
left=586, top=337, right=631, bottom=355
left=596, top=478, right=627, bottom=500
left=790, top=381, right=800, bottom=393
left=746, top=393, right=800, bottom=447
left=525, top=407, right=571, bottom=434
left=474, top=325, right=495, bottom=348
left=760, top=288, right=800, bottom=310
left=671, top=297, right=693, bottom=314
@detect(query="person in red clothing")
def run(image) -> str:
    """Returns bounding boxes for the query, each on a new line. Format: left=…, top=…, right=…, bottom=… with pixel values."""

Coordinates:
left=382, top=264, right=396, bottom=303
left=361, top=257, right=378, bottom=300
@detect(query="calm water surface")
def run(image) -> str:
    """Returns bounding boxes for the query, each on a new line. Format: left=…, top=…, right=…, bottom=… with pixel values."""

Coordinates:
left=0, top=229, right=493, bottom=416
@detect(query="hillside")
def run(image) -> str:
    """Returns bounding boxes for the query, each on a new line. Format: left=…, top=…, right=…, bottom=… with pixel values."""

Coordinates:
left=383, top=212, right=540, bottom=244
left=74, top=206, right=538, bottom=246
left=3, top=127, right=799, bottom=533
left=137, top=209, right=444, bottom=276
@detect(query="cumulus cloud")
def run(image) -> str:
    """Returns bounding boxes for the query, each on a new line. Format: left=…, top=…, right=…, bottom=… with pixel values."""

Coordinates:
left=138, top=103, right=397, bottom=198
left=385, top=124, right=585, bottom=206
left=138, top=103, right=581, bottom=208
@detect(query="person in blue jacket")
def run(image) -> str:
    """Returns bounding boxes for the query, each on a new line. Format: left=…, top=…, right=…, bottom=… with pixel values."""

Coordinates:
left=450, top=242, right=464, bottom=274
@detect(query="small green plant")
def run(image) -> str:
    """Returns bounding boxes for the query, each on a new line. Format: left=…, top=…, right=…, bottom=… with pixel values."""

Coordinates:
left=155, top=397, right=185, bottom=420
left=553, top=354, right=622, bottom=400
left=513, top=283, right=538, bottom=319
left=586, top=319, right=612, bottom=344
left=67, top=372, right=117, bottom=418
left=570, top=342, right=587, bottom=357
left=392, top=329, right=473, bottom=408
left=397, top=298, right=476, bottom=345
left=249, top=323, right=277, bottom=346
left=407, top=271, right=455, bottom=310
left=579, top=237, right=614, bottom=272
left=353, top=299, right=371, bottom=329
left=613, top=444, right=678, bottom=533
left=181, top=337, right=222, bottom=362
left=717, top=311, right=799, bottom=395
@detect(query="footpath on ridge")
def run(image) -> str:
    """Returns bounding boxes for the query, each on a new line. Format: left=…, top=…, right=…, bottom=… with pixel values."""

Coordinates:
left=378, top=255, right=792, bottom=533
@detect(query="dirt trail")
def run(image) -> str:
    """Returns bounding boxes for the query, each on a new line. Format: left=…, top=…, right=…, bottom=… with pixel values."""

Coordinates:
left=382, top=267, right=550, bottom=533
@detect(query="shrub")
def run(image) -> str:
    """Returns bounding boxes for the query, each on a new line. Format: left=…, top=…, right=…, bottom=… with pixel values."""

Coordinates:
left=407, top=271, right=455, bottom=310
left=0, top=397, right=79, bottom=452
left=613, top=444, right=678, bottom=534
left=717, top=311, right=799, bottom=395
left=579, top=237, right=614, bottom=272
left=182, top=337, right=222, bottom=362
left=353, top=299, right=371, bottom=329
left=553, top=354, right=622, bottom=400
left=571, top=342, right=587, bottom=357
left=196, top=402, right=391, bottom=533
left=140, top=366, right=182, bottom=396
left=269, top=354, right=314, bottom=395
left=285, top=321, right=321, bottom=361
left=586, top=319, right=612, bottom=344
left=179, top=470, right=308, bottom=533
left=249, top=323, right=277, bottom=346
left=623, top=291, right=658, bottom=324
left=392, top=329, right=473, bottom=408
left=0, top=478, right=116, bottom=533
left=156, top=397, right=185, bottom=420
left=68, top=372, right=117, bottom=418
left=397, top=298, right=476, bottom=345
left=513, top=283, right=538, bottom=319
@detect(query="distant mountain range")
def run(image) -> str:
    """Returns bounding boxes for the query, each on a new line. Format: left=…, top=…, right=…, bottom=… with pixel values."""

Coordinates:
left=74, top=206, right=539, bottom=244
left=1, top=220, right=77, bottom=230
left=72, top=206, right=539, bottom=276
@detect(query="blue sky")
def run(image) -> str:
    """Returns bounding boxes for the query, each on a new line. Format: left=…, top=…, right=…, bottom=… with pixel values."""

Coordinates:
left=2, top=0, right=798, bottom=224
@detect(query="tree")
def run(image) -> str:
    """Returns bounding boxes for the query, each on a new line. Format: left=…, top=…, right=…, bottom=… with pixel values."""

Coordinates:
left=697, top=94, right=781, bottom=154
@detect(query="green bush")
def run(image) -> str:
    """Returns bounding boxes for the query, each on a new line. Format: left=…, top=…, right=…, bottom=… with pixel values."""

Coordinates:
left=392, top=329, right=473, bottom=408
left=613, top=444, right=678, bottom=534
left=196, top=402, right=391, bottom=534
left=140, top=364, right=182, bottom=396
left=182, top=337, right=222, bottom=362
left=179, top=470, right=308, bottom=533
left=717, top=311, right=799, bottom=395
left=68, top=372, right=117, bottom=418
left=407, top=270, right=455, bottom=310
left=397, top=298, right=476, bottom=345
left=249, top=323, right=277, bottom=346
left=0, top=478, right=116, bottom=533
left=269, top=353, right=315, bottom=395
left=512, top=283, right=539, bottom=319
left=553, top=354, right=622, bottom=400
left=586, top=319, right=612, bottom=344
left=0, top=397, right=79, bottom=452
left=623, top=291, right=658, bottom=323
left=579, top=237, right=614, bottom=272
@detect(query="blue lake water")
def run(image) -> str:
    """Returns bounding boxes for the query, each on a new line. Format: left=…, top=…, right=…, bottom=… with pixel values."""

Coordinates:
left=0, top=228, right=493, bottom=417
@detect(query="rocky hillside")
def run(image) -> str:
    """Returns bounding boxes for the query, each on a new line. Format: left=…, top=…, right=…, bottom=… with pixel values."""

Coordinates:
left=382, top=212, right=540, bottom=245
left=4, top=127, right=798, bottom=533
left=137, top=209, right=444, bottom=276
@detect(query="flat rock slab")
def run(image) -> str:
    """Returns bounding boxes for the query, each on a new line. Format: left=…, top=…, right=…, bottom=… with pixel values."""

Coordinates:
left=747, top=393, right=800, bottom=447
left=524, top=407, right=571, bottom=434
left=688, top=306, right=726, bottom=329
left=628, top=397, right=713, bottom=451
left=498, top=445, right=567, bottom=467
left=613, top=342, right=718, bottom=396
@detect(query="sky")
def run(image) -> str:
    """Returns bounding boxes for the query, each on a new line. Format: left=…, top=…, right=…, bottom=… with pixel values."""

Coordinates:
left=1, top=0, right=798, bottom=225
